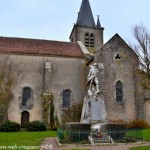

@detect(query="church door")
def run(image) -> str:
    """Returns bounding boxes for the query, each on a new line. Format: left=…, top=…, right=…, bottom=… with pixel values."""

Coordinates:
left=21, top=111, right=29, bottom=128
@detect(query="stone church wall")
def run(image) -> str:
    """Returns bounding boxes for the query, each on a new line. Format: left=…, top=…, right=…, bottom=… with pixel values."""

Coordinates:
left=1, top=54, right=86, bottom=124
left=71, top=25, right=103, bottom=51
left=94, top=36, right=139, bottom=122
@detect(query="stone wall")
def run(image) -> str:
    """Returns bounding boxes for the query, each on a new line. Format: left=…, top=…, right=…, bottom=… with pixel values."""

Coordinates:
left=70, top=25, right=103, bottom=52
left=1, top=54, right=87, bottom=124
left=95, top=35, right=139, bottom=122
left=144, top=100, right=150, bottom=124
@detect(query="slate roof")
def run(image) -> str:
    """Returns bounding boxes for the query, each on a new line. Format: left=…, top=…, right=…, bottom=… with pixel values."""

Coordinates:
left=76, top=0, right=95, bottom=26
left=0, top=37, right=84, bottom=58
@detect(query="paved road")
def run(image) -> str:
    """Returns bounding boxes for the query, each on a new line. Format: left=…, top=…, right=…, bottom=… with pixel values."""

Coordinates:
left=41, top=137, right=150, bottom=150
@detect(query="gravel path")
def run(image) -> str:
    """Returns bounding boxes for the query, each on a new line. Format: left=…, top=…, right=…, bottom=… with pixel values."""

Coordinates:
left=41, top=137, right=150, bottom=150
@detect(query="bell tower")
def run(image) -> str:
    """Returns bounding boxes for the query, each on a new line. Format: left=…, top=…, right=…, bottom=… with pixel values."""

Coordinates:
left=69, top=0, right=104, bottom=53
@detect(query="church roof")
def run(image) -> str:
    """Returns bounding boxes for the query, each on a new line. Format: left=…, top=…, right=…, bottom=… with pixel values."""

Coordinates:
left=76, top=0, right=95, bottom=26
left=0, top=37, right=84, bottom=58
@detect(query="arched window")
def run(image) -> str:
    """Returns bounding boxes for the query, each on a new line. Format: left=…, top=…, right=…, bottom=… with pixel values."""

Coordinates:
left=85, top=33, right=90, bottom=47
left=90, top=33, right=94, bottom=47
left=116, top=81, right=123, bottom=102
left=22, top=87, right=32, bottom=106
left=62, top=89, right=71, bottom=108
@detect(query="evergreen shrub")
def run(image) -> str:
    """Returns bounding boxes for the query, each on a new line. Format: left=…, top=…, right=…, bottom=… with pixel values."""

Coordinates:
left=0, top=121, right=20, bottom=132
left=26, top=120, right=47, bottom=131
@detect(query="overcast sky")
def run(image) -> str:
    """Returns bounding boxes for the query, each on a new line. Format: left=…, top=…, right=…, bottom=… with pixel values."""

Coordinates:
left=0, top=0, right=149, bottom=44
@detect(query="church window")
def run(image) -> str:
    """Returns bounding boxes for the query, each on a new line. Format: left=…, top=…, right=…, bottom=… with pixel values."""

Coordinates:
left=90, top=33, right=95, bottom=47
left=62, top=89, right=71, bottom=108
left=22, top=87, right=32, bottom=106
left=115, top=54, right=121, bottom=60
left=85, top=33, right=90, bottom=47
left=116, top=81, right=123, bottom=102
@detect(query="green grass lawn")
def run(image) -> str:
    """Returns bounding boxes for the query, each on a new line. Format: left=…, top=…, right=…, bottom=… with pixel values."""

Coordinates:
left=143, top=128, right=150, bottom=141
left=126, top=128, right=150, bottom=142
left=0, top=129, right=150, bottom=150
left=129, top=128, right=150, bottom=150
left=130, top=146, right=150, bottom=150
left=0, top=130, right=56, bottom=147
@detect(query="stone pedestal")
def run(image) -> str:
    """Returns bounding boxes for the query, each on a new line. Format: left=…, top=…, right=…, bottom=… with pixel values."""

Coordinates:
left=91, top=101, right=102, bottom=121
left=80, top=94, right=107, bottom=123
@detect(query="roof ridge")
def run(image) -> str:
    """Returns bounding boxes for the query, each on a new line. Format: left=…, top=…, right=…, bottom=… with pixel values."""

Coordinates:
left=0, top=36, right=75, bottom=44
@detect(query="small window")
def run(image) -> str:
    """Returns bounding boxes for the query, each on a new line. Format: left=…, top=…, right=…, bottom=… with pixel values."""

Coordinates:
left=115, top=54, right=121, bottom=60
left=85, top=33, right=90, bottom=47
left=90, top=33, right=94, bottom=47
left=116, top=81, right=123, bottom=102
left=22, top=87, right=32, bottom=106
left=62, top=89, right=71, bottom=108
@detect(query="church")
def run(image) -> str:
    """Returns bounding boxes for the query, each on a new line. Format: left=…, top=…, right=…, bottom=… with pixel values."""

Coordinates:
left=0, top=0, right=149, bottom=127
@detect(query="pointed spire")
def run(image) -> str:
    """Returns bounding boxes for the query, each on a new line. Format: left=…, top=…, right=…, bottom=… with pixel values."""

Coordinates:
left=76, top=0, right=95, bottom=26
left=97, top=15, right=101, bottom=28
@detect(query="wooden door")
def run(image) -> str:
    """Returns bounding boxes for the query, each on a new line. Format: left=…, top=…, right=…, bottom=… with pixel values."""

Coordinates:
left=21, top=111, right=29, bottom=128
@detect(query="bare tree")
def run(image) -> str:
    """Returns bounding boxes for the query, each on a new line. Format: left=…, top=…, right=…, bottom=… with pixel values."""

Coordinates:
left=0, top=60, right=14, bottom=121
left=131, top=24, right=150, bottom=90
left=0, top=57, right=21, bottom=122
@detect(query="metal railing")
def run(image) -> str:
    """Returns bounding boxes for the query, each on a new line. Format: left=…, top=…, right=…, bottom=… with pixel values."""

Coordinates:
left=57, top=128, right=143, bottom=144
